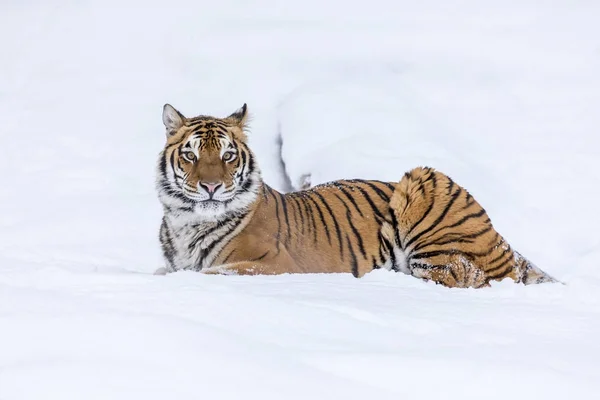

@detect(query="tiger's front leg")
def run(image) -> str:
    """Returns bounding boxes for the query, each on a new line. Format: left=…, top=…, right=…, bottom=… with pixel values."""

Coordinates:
left=202, top=261, right=276, bottom=276
left=203, top=239, right=300, bottom=276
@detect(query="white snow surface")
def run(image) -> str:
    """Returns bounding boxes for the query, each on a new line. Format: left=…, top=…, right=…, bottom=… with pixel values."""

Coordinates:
left=1, top=0, right=599, bottom=399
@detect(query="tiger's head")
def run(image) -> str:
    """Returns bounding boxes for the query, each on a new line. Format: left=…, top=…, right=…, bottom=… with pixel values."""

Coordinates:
left=156, top=103, right=261, bottom=219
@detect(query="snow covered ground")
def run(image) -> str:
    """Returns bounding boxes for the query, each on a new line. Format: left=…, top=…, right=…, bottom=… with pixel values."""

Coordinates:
left=1, top=0, right=599, bottom=398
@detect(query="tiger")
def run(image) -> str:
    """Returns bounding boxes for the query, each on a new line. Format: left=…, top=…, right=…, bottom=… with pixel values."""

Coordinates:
left=155, top=103, right=558, bottom=288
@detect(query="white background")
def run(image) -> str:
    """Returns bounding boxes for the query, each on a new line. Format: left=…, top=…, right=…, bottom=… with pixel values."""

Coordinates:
left=1, top=1, right=599, bottom=398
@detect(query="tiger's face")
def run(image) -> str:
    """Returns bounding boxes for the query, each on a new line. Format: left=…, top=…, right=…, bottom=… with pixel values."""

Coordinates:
left=156, top=104, right=261, bottom=218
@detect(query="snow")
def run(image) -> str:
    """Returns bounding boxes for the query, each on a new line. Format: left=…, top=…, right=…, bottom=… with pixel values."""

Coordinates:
left=1, top=0, right=599, bottom=399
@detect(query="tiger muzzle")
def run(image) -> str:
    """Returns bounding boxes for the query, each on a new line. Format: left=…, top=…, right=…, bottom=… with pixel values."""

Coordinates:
left=199, top=181, right=222, bottom=199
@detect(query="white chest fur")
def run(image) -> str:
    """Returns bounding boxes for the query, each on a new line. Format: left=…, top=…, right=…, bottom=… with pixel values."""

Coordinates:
left=162, top=208, right=253, bottom=272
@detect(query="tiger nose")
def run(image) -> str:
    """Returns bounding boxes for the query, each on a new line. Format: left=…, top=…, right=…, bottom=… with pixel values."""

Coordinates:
left=199, top=181, right=222, bottom=194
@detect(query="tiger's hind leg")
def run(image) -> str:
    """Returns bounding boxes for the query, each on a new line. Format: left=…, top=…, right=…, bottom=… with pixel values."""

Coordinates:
left=384, top=166, right=557, bottom=288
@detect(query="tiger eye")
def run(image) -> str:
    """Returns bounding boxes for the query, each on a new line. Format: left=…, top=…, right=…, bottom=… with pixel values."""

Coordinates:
left=182, top=151, right=195, bottom=161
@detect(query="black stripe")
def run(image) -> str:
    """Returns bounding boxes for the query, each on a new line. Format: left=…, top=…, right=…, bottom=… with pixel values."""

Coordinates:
left=485, top=232, right=502, bottom=247
left=241, top=176, right=253, bottom=191
left=371, top=256, right=380, bottom=270
left=305, top=194, right=332, bottom=245
left=200, top=220, right=240, bottom=268
left=352, top=180, right=392, bottom=203
left=447, top=265, right=460, bottom=284
left=411, top=249, right=461, bottom=260
left=485, top=257, right=513, bottom=277
left=175, top=155, right=183, bottom=172
left=486, top=247, right=512, bottom=272
left=436, top=208, right=487, bottom=234
left=279, top=193, right=292, bottom=246
left=169, top=149, right=176, bottom=173
left=337, top=185, right=365, bottom=217
left=404, top=173, right=438, bottom=238
left=248, top=152, right=256, bottom=177
left=193, top=219, right=239, bottom=253
left=463, top=192, right=475, bottom=209
left=521, top=265, right=530, bottom=284
left=187, top=225, right=212, bottom=251
left=485, top=250, right=513, bottom=274
left=389, top=206, right=403, bottom=250
left=159, top=182, right=195, bottom=205
left=301, top=195, right=318, bottom=245
left=415, top=235, right=475, bottom=250
left=405, top=180, right=461, bottom=249
left=187, top=213, right=240, bottom=251
left=159, top=151, right=167, bottom=177
left=378, top=237, right=387, bottom=266
left=270, top=188, right=282, bottom=255
left=159, top=219, right=175, bottom=268
left=380, top=234, right=398, bottom=271
left=485, top=262, right=514, bottom=282
left=251, top=250, right=270, bottom=262
left=420, top=229, right=477, bottom=247
left=454, top=224, right=493, bottom=242
left=416, top=177, right=426, bottom=196
left=343, top=182, right=390, bottom=223
left=290, top=196, right=306, bottom=237
left=163, top=205, right=194, bottom=214
left=239, top=149, right=247, bottom=179
left=346, top=235, right=359, bottom=278
left=186, top=118, right=207, bottom=127
left=373, top=180, right=396, bottom=191
left=333, top=192, right=367, bottom=260
left=346, top=210, right=366, bottom=260
left=410, top=227, right=496, bottom=260
left=313, top=192, right=344, bottom=260
left=287, top=195, right=300, bottom=242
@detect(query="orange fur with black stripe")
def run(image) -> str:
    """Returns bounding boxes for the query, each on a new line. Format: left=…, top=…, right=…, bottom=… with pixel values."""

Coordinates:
left=380, top=167, right=557, bottom=287
left=156, top=104, right=557, bottom=288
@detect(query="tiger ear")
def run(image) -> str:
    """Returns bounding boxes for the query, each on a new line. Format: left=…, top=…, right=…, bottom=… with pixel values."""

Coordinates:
left=227, top=103, right=248, bottom=129
left=162, top=104, right=185, bottom=136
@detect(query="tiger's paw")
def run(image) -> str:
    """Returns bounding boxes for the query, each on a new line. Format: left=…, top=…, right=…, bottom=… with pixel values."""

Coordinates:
left=202, top=262, right=264, bottom=276
left=153, top=267, right=169, bottom=276
left=202, top=265, right=240, bottom=275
